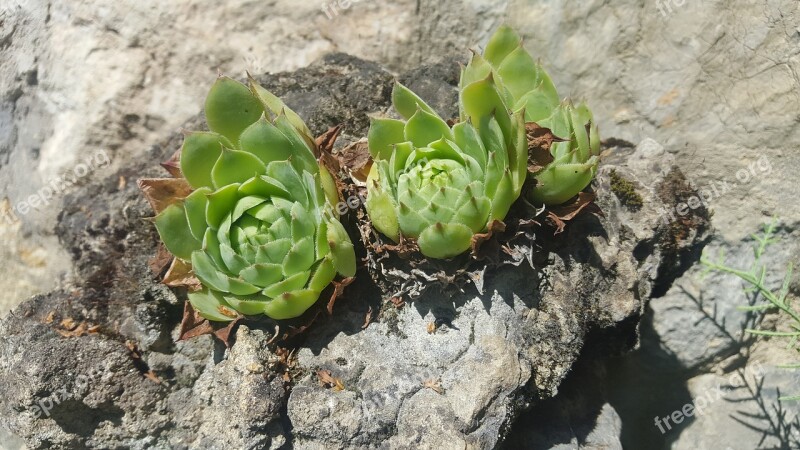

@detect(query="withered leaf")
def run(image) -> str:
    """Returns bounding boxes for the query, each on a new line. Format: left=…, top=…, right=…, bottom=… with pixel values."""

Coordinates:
left=315, top=125, right=343, bottom=160
left=525, top=122, right=561, bottom=173
left=317, top=369, right=345, bottom=391
left=326, top=277, right=355, bottom=315
left=137, top=178, right=193, bottom=214
left=471, top=220, right=507, bottom=259
left=178, top=301, right=242, bottom=348
left=162, top=258, right=202, bottom=291
left=339, top=139, right=373, bottom=183
left=362, top=306, right=373, bottom=330
left=160, top=148, right=183, bottom=178
left=149, top=244, right=174, bottom=277
left=546, top=192, right=603, bottom=234
left=422, top=379, right=444, bottom=394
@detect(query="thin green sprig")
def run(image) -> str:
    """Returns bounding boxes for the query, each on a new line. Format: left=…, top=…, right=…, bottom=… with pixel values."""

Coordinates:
left=701, top=218, right=799, bottom=401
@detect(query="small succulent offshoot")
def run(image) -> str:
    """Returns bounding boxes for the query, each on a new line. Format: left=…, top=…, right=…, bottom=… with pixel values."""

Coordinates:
left=151, top=76, right=356, bottom=321
left=463, top=25, right=601, bottom=205
left=365, top=79, right=528, bottom=259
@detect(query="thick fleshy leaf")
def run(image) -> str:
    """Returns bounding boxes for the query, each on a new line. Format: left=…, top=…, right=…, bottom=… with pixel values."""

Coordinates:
left=417, top=222, right=473, bottom=259
left=211, top=148, right=267, bottom=188
left=262, top=289, right=320, bottom=320
left=188, top=289, right=237, bottom=322
left=180, top=132, right=230, bottom=189
left=205, top=76, right=264, bottom=143
left=326, top=219, right=357, bottom=277
left=239, top=117, right=294, bottom=165
left=365, top=176, right=400, bottom=241
left=283, top=237, right=315, bottom=275
left=273, top=113, right=318, bottom=173
left=223, top=294, right=270, bottom=316
left=404, top=108, right=453, bottom=148
left=239, top=263, right=283, bottom=286
left=248, top=75, right=313, bottom=137
left=483, top=25, right=521, bottom=67
left=392, top=82, right=438, bottom=119
left=530, top=162, right=595, bottom=205
left=154, top=203, right=201, bottom=260
left=205, top=184, right=240, bottom=229
left=308, top=257, right=336, bottom=292
left=368, top=118, right=406, bottom=159
left=183, top=187, right=212, bottom=241
left=262, top=270, right=311, bottom=298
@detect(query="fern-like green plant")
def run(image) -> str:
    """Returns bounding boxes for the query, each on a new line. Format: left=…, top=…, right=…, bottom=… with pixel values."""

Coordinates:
left=701, top=218, right=798, bottom=400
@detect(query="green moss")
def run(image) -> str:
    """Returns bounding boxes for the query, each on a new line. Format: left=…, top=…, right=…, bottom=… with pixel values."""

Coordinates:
left=609, top=169, right=643, bottom=212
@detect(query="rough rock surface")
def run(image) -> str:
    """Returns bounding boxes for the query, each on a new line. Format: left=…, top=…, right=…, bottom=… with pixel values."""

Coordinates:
left=0, top=54, right=705, bottom=449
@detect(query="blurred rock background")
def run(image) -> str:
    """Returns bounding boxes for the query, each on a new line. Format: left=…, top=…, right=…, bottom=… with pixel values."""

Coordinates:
left=1, top=0, right=798, bottom=448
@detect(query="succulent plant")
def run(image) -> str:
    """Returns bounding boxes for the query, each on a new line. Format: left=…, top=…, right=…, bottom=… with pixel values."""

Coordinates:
left=462, top=25, right=601, bottom=205
left=365, top=81, right=528, bottom=259
left=152, top=76, right=356, bottom=321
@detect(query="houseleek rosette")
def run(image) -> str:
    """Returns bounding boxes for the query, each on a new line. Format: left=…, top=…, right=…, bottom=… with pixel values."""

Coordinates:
left=154, top=76, right=356, bottom=321
left=365, top=80, right=528, bottom=259
left=463, top=25, right=601, bottom=205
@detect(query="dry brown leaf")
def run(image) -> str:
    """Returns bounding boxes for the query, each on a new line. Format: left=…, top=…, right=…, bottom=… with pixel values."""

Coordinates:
left=362, top=306, right=373, bottom=330
left=160, top=148, right=183, bottom=178
left=326, top=277, right=355, bottom=315
left=526, top=122, right=561, bottom=173
left=427, top=322, right=437, bottom=334
left=317, top=370, right=345, bottom=391
left=339, top=139, right=373, bottom=183
left=422, top=379, right=444, bottom=394
left=149, top=244, right=173, bottom=277
left=162, top=258, right=202, bottom=291
left=44, top=311, right=55, bottom=324
left=137, top=178, right=193, bottom=214
left=545, top=192, right=603, bottom=235
left=470, top=220, right=507, bottom=259
left=177, top=301, right=241, bottom=347
left=389, top=296, right=405, bottom=309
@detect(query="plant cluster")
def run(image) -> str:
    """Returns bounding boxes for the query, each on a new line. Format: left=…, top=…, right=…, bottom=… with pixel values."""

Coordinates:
left=144, top=25, right=602, bottom=321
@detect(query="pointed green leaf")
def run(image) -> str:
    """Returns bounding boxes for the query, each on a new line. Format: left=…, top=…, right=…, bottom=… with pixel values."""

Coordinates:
left=154, top=203, right=201, bottom=260
left=211, top=148, right=267, bottom=189
left=404, top=108, right=453, bottom=148
left=326, top=219, right=356, bottom=277
left=188, top=289, right=236, bottom=322
left=183, top=187, right=211, bottom=241
left=417, top=222, right=473, bottom=259
left=262, top=289, right=320, bottom=320
left=239, top=117, right=294, bottom=165
left=368, top=117, right=406, bottom=160
left=483, top=25, right=521, bottom=67
left=205, top=76, right=264, bottom=143
left=180, top=132, right=230, bottom=189
left=392, top=82, right=438, bottom=119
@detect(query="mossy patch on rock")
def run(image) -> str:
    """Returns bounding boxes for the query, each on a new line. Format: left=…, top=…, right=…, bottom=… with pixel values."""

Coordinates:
left=609, top=169, right=643, bottom=212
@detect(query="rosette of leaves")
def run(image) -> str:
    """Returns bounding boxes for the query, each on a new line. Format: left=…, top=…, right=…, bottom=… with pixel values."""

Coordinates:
left=147, top=76, right=356, bottom=322
left=462, top=25, right=601, bottom=205
left=365, top=79, right=528, bottom=259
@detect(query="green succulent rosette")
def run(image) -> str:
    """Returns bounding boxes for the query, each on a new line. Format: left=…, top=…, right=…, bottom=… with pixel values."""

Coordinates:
left=154, top=76, right=356, bottom=321
left=463, top=25, right=601, bottom=205
left=365, top=80, right=528, bottom=259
